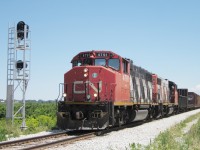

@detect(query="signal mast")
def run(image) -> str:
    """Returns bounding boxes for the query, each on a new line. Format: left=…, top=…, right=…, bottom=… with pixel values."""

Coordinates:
left=6, top=21, right=31, bottom=129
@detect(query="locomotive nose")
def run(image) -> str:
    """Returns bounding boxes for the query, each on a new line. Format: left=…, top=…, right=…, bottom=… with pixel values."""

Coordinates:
left=67, top=66, right=103, bottom=102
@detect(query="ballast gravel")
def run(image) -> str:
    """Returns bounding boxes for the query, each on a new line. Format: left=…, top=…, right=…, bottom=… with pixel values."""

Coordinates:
left=56, top=109, right=200, bottom=150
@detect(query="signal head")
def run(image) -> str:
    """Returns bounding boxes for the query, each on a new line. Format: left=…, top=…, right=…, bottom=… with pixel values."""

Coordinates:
left=16, top=60, right=28, bottom=70
left=17, top=21, right=29, bottom=40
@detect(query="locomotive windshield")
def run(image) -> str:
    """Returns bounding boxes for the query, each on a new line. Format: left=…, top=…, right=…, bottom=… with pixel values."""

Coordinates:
left=95, top=58, right=106, bottom=66
left=72, top=58, right=120, bottom=71
left=108, top=59, right=120, bottom=70
left=83, top=58, right=93, bottom=65
left=72, top=58, right=93, bottom=67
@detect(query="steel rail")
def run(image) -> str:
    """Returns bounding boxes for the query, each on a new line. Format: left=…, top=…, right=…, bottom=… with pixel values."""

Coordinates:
left=23, top=132, right=96, bottom=150
left=0, top=131, right=67, bottom=149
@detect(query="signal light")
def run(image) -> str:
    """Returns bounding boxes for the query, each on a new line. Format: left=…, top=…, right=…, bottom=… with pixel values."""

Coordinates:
left=17, top=21, right=29, bottom=40
left=16, top=60, right=27, bottom=70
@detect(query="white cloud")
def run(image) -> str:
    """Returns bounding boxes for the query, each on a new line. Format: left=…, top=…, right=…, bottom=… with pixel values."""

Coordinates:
left=195, top=84, right=200, bottom=90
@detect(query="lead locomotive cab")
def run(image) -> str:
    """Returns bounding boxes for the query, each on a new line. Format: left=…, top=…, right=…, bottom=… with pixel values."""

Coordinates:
left=57, top=50, right=132, bottom=130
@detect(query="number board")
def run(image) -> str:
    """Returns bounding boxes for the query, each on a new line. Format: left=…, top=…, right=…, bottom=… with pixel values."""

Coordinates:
left=79, top=52, right=113, bottom=58
left=95, top=52, right=109, bottom=57
left=80, top=53, right=91, bottom=58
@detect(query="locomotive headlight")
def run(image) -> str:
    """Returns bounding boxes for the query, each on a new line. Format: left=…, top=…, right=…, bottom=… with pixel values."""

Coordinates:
left=84, top=73, right=88, bottom=77
left=94, top=93, right=97, bottom=97
left=84, top=68, right=88, bottom=72
left=63, top=93, right=67, bottom=97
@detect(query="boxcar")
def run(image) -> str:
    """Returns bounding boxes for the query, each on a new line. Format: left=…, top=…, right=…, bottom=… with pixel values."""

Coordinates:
left=178, top=89, right=188, bottom=112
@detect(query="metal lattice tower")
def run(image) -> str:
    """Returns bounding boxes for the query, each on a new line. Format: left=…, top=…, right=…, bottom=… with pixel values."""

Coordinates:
left=6, top=22, right=31, bottom=129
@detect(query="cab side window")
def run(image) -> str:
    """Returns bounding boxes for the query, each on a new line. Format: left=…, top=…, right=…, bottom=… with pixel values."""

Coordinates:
left=123, top=59, right=128, bottom=73
left=73, top=60, right=82, bottom=67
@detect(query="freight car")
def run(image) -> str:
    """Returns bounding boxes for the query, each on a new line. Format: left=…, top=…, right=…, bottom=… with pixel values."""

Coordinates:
left=188, top=92, right=200, bottom=109
left=57, top=50, right=200, bottom=130
left=177, top=89, right=188, bottom=112
left=177, top=90, right=200, bottom=111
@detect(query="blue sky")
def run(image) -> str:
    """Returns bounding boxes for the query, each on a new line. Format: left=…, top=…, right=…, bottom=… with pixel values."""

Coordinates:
left=0, top=0, right=200, bottom=100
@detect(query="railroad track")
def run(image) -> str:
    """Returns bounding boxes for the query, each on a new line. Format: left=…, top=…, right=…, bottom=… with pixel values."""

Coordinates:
left=0, top=131, right=67, bottom=150
left=0, top=131, right=96, bottom=150
left=25, top=132, right=96, bottom=150
left=0, top=121, right=145, bottom=150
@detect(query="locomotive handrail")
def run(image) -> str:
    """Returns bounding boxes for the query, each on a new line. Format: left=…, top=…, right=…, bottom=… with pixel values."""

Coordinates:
left=56, top=83, right=65, bottom=102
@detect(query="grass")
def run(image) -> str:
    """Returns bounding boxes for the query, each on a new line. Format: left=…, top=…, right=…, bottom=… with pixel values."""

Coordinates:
left=0, top=101, right=57, bottom=142
left=0, top=116, right=56, bottom=142
left=0, top=119, right=21, bottom=141
left=130, top=112, right=200, bottom=150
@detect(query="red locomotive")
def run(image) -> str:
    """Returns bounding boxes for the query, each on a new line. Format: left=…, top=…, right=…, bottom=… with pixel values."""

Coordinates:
left=57, top=50, right=200, bottom=130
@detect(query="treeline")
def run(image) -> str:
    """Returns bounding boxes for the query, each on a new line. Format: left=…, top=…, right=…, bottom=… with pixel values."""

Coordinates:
left=0, top=100, right=57, bottom=118
left=0, top=100, right=57, bottom=141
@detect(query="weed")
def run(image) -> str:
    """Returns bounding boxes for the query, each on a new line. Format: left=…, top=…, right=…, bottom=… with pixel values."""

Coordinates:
left=130, top=112, right=200, bottom=150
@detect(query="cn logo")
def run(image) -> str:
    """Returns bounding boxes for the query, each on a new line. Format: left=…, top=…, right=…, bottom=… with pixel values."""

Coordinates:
left=73, top=81, right=102, bottom=94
